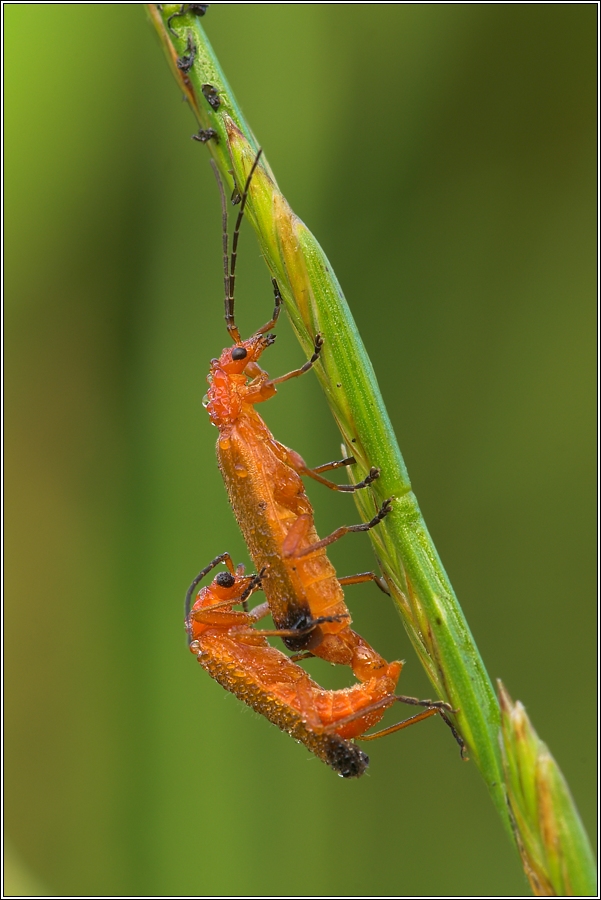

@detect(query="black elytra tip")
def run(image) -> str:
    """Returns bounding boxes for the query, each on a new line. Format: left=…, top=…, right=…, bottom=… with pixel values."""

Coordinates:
left=327, top=735, right=369, bottom=778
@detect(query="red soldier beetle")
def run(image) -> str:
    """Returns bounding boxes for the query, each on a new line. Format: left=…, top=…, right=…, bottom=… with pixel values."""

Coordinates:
left=185, top=557, right=463, bottom=777
left=205, top=149, right=397, bottom=682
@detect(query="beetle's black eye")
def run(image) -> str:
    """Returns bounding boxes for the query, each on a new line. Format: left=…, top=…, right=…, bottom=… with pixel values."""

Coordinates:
left=231, top=347, right=247, bottom=361
left=215, top=572, right=236, bottom=588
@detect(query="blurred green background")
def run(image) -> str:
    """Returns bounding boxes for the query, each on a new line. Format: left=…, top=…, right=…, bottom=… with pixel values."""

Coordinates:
left=5, top=5, right=596, bottom=896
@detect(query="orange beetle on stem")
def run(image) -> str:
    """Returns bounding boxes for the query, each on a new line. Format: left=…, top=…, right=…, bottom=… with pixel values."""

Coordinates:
left=206, top=150, right=395, bottom=682
left=185, top=556, right=462, bottom=777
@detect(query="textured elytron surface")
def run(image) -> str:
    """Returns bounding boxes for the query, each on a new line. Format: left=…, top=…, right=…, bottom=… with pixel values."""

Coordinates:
left=206, top=339, right=349, bottom=653
left=195, top=635, right=370, bottom=777
left=217, top=410, right=347, bottom=638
